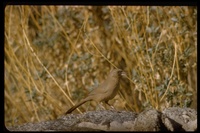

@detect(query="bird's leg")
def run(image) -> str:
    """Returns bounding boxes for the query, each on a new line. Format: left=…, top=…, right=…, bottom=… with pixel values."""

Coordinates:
left=85, top=101, right=91, bottom=111
left=105, top=101, right=116, bottom=110
left=100, top=102, right=106, bottom=110
left=96, top=102, right=105, bottom=110
left=110, top=105, right=115, bottom=110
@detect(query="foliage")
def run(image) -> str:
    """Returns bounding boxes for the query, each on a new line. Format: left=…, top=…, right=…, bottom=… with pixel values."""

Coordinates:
left=4, top=6, right=197, bottom=127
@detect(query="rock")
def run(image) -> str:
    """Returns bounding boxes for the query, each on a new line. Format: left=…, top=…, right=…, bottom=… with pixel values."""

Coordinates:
left=7, top=107, right=197, bottom=131
left=133, top=109, right=167, bottom=131
left=162, top=107, right=197, bottom=131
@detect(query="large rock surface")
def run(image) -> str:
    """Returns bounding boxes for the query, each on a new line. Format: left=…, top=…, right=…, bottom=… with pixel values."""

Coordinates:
left=7, top=107, right=197, bottom=131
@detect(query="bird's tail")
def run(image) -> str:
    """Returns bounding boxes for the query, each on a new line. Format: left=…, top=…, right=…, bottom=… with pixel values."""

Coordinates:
left=65, top=98, right=90, bottom=114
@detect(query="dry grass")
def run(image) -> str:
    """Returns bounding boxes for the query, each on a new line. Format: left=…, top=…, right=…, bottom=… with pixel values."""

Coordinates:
left=4, top=6, right=197, bottom=127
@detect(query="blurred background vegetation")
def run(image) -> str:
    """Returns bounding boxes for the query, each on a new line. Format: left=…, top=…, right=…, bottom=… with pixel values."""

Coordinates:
left=4, top=6, right=197, bottom=127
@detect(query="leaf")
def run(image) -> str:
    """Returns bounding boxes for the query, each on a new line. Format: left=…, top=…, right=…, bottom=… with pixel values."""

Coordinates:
left=184, top=99, right=192, bottom=107
left=171, top=17, right=178, bottom=22
left=155, top=85, right=164, bottom=90
left=159, top=91, right=164, bottom=97
left=146, top=26, right=152, bottom=33
left=186, top=92, right=193, bottom=96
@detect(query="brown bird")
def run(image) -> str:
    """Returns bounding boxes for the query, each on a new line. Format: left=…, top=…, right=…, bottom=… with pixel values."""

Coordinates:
left=65, top=69, right=126, bottom=114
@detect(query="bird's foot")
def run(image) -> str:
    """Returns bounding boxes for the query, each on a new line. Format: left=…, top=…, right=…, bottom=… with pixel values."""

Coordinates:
left=110, top=105, right=116, bottom=111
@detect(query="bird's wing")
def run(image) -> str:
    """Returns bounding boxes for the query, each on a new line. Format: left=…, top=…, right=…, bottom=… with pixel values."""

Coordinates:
left=88, top=80, right=108, bottom=96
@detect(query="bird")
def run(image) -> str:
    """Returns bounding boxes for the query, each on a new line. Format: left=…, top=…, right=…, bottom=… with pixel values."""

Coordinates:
left=65, top=69, right=126, bottom=114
